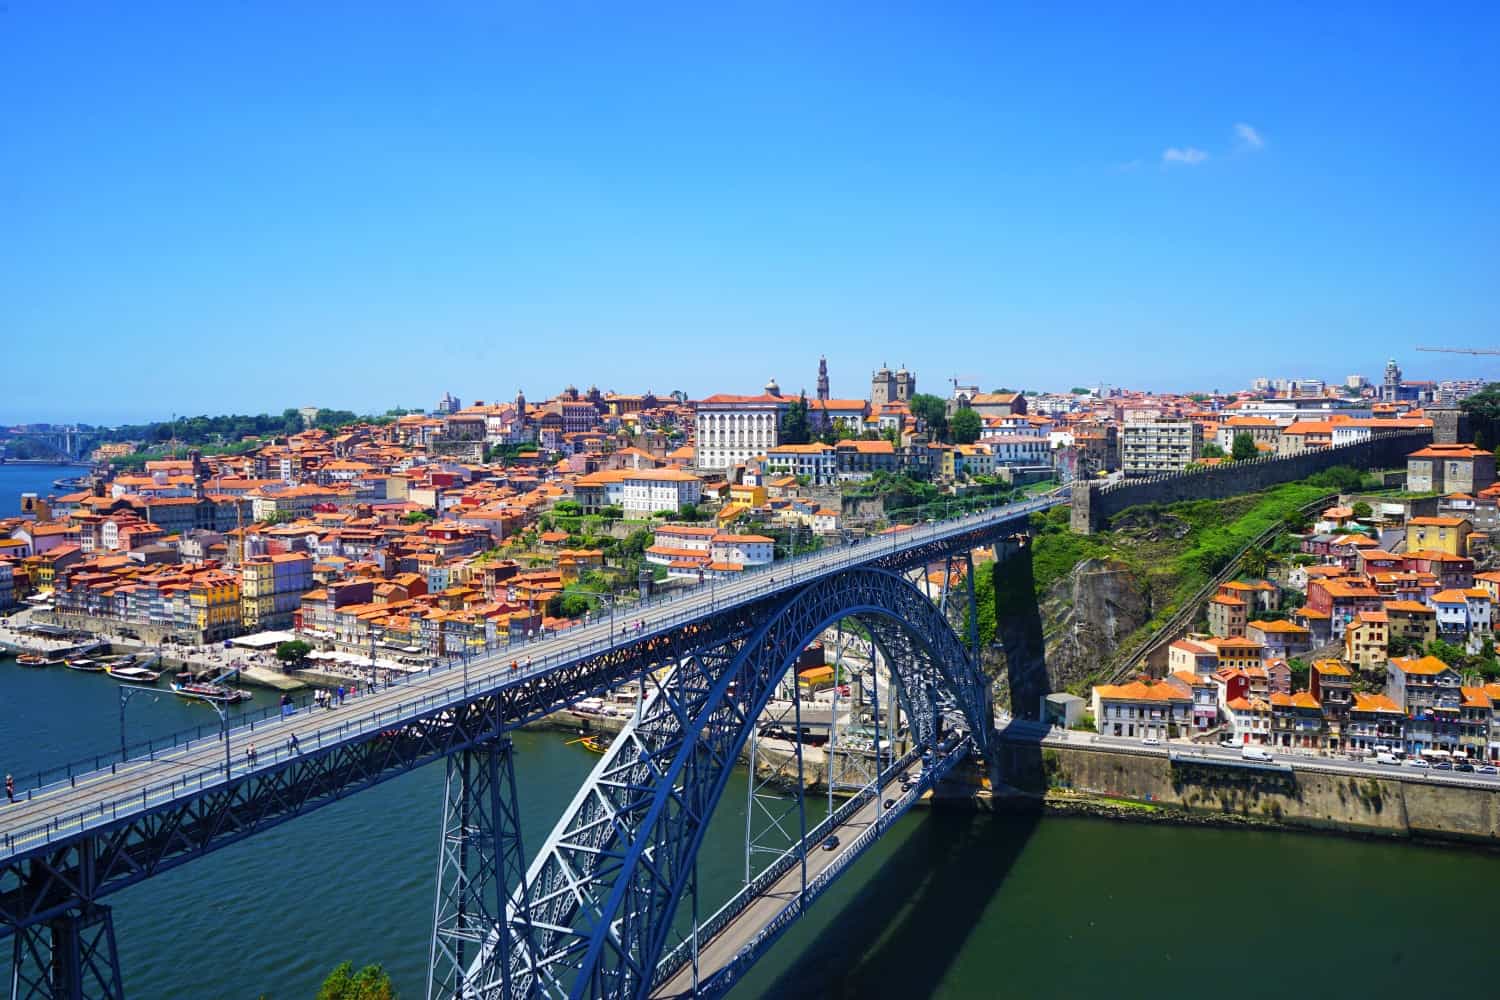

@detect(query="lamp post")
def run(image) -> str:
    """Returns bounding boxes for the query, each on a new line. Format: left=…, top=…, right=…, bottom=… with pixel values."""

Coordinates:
left=200, top=696, right=232, bottom=776
left=368, top=627, right=384, bottom=693
left=118, top=685, right=159, bottom=761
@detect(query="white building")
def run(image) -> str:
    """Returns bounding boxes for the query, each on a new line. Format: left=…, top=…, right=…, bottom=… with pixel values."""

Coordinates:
left=620, top=468, right=703, bottom=516
left=711, top=533, right=774, bottom=568
left=764, top=443, right=838, bottom=485
left=694, top=384, right=789, bottom=471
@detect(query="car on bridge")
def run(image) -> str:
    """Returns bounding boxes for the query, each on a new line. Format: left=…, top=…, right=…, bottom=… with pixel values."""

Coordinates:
left=822, top=835, right=840, bottom=852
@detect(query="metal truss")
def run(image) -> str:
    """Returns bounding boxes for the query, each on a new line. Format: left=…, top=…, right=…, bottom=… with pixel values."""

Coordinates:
left=10, top=904, right=123, bottom=1000
left=0, top=602, right=771, bottom=943
left=493, top=566, right=993, bottom=1000
left=428, top=738, right=531, bottom=1000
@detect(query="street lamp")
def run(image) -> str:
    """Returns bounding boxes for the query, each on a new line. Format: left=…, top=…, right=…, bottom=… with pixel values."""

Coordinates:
left=368, top=627, right=384, bottom=693
left=118, top=685, right=159, bottom=761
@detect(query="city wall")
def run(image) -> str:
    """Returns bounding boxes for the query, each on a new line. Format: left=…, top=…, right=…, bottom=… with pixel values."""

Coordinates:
left=996, top=742, right=1500, bottom=843
left=1069, top=430, right=1433, bottom=533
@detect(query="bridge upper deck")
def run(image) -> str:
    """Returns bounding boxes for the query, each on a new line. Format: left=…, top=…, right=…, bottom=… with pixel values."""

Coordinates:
left=0, top=493, right=1061, bottom=867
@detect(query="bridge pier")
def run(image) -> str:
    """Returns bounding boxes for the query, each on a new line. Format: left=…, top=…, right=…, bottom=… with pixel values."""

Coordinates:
left=10, top=904, right=123, bottom=1000
left=427, top=738, right=530, bottom=1000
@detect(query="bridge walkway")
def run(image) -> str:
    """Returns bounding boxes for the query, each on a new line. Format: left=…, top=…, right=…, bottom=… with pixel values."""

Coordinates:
left=1, top=495, right=1058, bottom=868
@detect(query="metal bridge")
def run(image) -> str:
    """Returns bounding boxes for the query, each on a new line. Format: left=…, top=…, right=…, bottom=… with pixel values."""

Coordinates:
left=1, top=492, right=1065, bottom=999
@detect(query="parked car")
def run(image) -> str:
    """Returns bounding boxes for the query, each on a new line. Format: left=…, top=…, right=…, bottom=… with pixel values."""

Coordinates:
left=1407, top=758, right=1430, bottom=768
left=1433, top=761, right=1453, bottom=771
left=1478, top=765, right=1498, bottom=775
left=1456, top=762, right=1475, bottom=773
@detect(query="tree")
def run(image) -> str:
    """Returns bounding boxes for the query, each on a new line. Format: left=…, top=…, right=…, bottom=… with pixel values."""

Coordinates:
left=316, top=961, right=397, bottom=1000
left=1351, top=501, right=1373, bottom=520
left=677, top=502, right=703, bottom=522
left=1200, top=441, right=1227, bottom=459
left=275, top=639, right=313, bottom=664
left=600, top=504, right=624, bottom=520
left=552, top=500, right=582, bottom=516
left=1231, top=432, right=1258, bottom=462
left=779, top=393, right=811, bottom=445
left=556, top=593, right=592, bottom=618
left=907, top=393, right=949, bottom=442
left=1461, top=383, right=1500, bottom=448
left=1241, top=545, right=1273, bottom=579
left=950, top=408, right=982, bottom=445
left=403, top=511, right=434, bottom=524
left=1069, top=387, right=1091, bottom=396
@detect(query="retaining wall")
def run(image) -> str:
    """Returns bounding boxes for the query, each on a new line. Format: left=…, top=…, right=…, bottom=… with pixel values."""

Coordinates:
left=1001, top=742, right=1500, bottom=843
left=1070, top=430, right=1431, bottom=533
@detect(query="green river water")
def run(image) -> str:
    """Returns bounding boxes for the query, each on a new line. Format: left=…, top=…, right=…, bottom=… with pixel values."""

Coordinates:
left=4, top=656, right=1500, bottom=999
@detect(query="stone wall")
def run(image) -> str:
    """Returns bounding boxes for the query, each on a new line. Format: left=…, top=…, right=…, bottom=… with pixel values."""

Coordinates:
left=1070, top=430, right=1432, bottom=533
left=1001, top=741, right=1500, bottom=843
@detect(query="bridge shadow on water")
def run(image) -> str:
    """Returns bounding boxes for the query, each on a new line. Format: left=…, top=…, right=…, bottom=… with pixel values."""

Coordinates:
left=752, top=738, right=1045, bottom=999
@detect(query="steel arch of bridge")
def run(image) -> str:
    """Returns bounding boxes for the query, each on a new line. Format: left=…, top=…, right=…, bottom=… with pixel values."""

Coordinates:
left=490, top=565, right=992, bottom=1000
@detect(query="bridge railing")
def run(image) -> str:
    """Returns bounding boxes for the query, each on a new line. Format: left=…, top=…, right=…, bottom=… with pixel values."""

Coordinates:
left=2, top=496, right=1060, bottom=856
left=651, top=745, right=923, bottom=987
left=689, top=736, right=974, bottom=996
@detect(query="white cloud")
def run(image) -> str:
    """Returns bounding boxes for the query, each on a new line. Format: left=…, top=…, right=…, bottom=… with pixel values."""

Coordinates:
left=1234, top=122, right=1264, bottom=150
left=1162, top=146, right=1209, bottom=166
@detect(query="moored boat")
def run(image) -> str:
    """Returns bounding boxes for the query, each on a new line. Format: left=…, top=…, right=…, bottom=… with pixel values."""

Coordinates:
left=65, top=658, right=107, bottom=672
left=16, top=653, right=57, bottom=667
left=108, top=663, right=163, bottom=683
left=171, top=681, right=251, bottom=704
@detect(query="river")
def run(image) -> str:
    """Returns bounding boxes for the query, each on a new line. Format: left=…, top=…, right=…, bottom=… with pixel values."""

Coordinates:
left=0, top=462, right=91, bottom=517
left=6, top=656, right=1500, bottom=999
left=4, top=462, right=1500, bottom=997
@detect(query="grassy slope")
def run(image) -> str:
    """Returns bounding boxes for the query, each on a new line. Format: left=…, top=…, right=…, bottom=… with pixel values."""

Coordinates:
left=987, top=468, right=1373, bottom=688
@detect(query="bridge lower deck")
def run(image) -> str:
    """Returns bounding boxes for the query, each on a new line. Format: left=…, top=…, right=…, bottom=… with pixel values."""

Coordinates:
left=651, top=760, right=919, bottom=998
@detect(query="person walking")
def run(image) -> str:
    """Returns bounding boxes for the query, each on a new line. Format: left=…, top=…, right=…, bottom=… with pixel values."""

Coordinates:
left=5, top=773, right=14, bottom=803
left=288, top=733, right=300, bottom=755
left=337, top=685, right=346, bottom=706
left=246, top=743, right=257, bottom=765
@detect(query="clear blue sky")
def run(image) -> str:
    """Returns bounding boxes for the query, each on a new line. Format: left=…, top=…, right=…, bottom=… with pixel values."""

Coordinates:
left=4, top=2, right=1498, bottom=424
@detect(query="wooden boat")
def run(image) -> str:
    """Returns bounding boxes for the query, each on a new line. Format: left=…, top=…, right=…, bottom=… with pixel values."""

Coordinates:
left=566, top=733, right=611, bottom=754
left=16, top=653, right=56, bottom=667
left=171, top=681, right=251, bottom=704
left=66, top=657, right=108, bottom=672
left=108, top=663, right=163, bottom=683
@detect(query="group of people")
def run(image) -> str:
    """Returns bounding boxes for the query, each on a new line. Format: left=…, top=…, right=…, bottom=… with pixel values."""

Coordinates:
left=313, top=685, right=348, bottom=710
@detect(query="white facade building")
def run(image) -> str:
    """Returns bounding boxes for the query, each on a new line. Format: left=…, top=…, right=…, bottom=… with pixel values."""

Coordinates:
left=620, top=469, right=703, bottom=516
left=694, top=387, right=788, bottom=471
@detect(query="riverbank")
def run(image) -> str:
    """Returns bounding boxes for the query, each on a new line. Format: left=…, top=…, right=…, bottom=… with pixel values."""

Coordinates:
left=988, top=741, right=1500, bottom=847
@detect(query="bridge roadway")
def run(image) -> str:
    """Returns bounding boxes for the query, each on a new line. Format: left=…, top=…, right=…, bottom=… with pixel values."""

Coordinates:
left=0, top=492, right=1063, bottom=867
left=649, top=751, right=935, bottom=999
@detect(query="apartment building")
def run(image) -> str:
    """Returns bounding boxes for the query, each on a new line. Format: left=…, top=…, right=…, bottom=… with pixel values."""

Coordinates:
left=1121, top=420, right=1202, bottom=476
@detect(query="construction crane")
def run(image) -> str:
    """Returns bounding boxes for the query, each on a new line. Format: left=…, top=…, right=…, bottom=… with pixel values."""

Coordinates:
left=1416, top=346, right=1500, bottom=356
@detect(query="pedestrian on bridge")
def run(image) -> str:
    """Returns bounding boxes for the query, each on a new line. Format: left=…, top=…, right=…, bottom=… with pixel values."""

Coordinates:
left=5, top=773, right=13, bottom=803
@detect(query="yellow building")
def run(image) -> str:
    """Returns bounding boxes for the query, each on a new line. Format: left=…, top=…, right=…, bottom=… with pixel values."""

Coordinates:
left=189, top=571, right=242, bottom=641
left=1406, top=516, right=1472, bottom=557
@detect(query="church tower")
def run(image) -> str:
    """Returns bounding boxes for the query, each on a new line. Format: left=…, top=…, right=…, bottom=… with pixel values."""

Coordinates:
left=816, top=356, right=830, bottom=402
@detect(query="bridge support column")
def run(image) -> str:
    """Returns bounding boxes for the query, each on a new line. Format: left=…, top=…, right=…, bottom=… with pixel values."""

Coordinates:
left=427, top=737, right=530, bottom=1000
left=10, top=904, right=124, bottom=1000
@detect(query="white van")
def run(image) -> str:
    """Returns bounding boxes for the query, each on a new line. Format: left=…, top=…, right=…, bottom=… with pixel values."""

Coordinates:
left=1375, top=751, right=1401, bottom=766
left=1241, top=746, right=1274, bottom=763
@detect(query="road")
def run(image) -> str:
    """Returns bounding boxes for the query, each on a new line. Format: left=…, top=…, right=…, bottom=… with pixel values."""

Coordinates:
left=995, top=717, right=1500, bottom=791
left=1, top=492, right=1063, bottom=860
left=650, top=760, right=920, bottom=999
